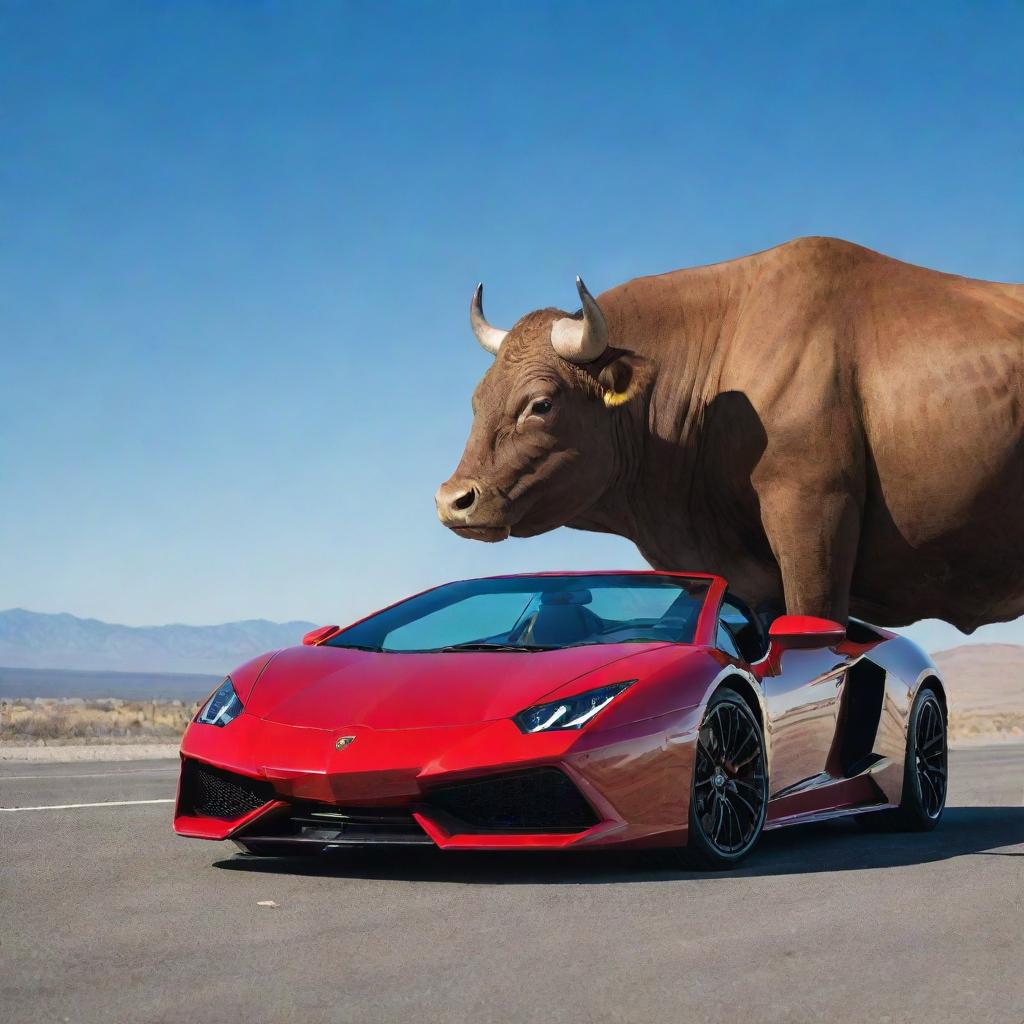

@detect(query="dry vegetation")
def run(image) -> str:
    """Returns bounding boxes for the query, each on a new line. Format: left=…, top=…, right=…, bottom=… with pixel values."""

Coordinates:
left=947, top=710, right=1024, bottom=744
left=0, top=698, right=197, bottom=746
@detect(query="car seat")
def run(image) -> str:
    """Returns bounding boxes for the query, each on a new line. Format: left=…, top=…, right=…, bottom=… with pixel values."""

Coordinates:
left=525, top=603, right=600, bottom=646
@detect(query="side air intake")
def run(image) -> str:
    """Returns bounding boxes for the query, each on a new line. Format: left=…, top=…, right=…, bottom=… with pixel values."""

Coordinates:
left=838, top=659, right=887, bottom=776
left=179, top=760, right=276, bottom=819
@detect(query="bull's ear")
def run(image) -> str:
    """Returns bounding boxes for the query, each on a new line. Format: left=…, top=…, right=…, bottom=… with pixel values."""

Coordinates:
left=597, top=353, right=645, bottom=408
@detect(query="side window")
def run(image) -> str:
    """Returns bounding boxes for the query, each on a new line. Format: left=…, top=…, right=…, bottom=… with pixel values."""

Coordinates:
left=717, top=596, right=766, bottom=662
left=716, top=621, right=741, bottom=658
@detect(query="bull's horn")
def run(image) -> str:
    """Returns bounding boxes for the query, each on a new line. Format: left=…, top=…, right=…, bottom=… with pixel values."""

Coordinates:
left=470, top=283, right=509, bottom=356
left=550, top=276, right=608, bottom=363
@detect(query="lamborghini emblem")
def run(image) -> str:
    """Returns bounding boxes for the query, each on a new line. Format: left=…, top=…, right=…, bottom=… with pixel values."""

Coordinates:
left=335, top=735, right=356, bottom=750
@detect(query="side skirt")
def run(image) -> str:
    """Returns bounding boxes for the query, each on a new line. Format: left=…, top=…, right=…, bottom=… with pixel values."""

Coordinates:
left=764, top=801, right=897, bottom=831
left=765, top=767, right=893, bottom=827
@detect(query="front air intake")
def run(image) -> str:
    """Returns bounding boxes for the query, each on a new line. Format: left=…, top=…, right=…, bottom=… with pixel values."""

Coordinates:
left=180, top=760, right=276, bottom=819
left=425, top=768, right=598, bottom=832
left=236, top=806, right=434, bottom=846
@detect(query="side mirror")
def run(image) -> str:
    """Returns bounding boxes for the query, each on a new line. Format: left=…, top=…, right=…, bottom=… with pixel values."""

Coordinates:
left=768, top=615, right=845, bottom=650
left=302, top=624, right=340, bottom=646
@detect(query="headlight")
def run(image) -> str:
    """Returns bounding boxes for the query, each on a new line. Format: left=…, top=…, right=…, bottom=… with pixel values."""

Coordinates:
left=196, top=678, right=243, bottom=727
left=514, top=681, right=634, bottom=733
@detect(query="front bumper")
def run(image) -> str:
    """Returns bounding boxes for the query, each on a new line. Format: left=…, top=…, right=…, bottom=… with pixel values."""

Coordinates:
left=174, top=706, right=702, bottom=851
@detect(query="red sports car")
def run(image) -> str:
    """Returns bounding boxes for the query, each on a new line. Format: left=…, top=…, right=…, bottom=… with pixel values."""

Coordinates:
left=174, top=571, right=948, bottom=868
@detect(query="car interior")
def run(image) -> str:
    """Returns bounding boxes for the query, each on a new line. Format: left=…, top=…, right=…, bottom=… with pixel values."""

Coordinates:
left=512, top=587, right=711, bottom=650
left=716, top=595, right=769, bottom=662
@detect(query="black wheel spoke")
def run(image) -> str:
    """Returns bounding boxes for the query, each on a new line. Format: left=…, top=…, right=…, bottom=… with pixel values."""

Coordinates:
left=716, top=705, right=731, bottom=754
left=722, top=797, right=737, bottom=849
left=730, top=707, right=743, bottom=752
left=727, top=787, right=758, bottom=820
left=697, top=728, right=717, bottom=761
left=711, top=798, right=725, bottom=844
left=733, top=778, right=764, bottom=798
left=730, top=722, right=756, bottom=763
left=921, top=770, right=936, bottom=803
left=732, top=748, right=762, bottom=771
left=725, top=796, right=747, bottom=845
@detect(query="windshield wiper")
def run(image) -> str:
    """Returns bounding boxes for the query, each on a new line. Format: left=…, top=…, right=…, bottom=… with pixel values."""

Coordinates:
left=614, top=637, right=676, bottom=644
left=437, top=642, right=557, bottom=653
left=558, top=637, right=673, bottom=649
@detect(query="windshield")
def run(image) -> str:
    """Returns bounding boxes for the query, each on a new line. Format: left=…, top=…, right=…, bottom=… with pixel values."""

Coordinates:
left=326, top=574, right=710, bottom=653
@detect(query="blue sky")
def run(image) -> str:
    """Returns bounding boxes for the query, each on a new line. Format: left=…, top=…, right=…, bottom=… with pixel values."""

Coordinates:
left=1, top=2, right=1022, bottom=651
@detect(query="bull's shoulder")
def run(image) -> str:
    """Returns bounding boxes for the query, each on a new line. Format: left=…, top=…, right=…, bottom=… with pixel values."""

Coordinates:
left=763, top=236, right=1023, bottom=297
left=608, top=237, right=893, bottom=303
left=752, top=235, right=893, bottom=281
left=744, top=237, right=1022, bottom=320
left=764, top=235, right=873, bottom=261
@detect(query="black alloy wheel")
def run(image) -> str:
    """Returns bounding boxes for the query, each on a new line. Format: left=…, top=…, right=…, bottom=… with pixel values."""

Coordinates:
left=914, top=692, right=947, bottom=820
left=687, top=688, right=768, bottom=869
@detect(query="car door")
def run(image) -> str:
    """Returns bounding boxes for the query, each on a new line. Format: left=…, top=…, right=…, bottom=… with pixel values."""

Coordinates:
left=752, top=628, right=848, bottom=799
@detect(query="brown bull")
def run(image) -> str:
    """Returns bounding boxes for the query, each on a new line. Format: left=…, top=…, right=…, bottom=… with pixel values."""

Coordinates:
left=436, top=237, right=1024, bottom=631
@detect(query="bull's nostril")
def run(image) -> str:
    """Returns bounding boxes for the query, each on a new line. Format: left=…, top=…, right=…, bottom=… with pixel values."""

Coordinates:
left=453, top=488, right=477, bottom=511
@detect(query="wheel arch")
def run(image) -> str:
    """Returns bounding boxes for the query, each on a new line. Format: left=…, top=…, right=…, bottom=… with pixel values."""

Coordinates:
left=916, top=672, right=948, bottom=718
left=715, top=672, right=766, bottom=732
left=694, top=667, right=772, bottom=777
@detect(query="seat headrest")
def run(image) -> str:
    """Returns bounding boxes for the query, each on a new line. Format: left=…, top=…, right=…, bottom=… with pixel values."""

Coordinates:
left=529, top=604, right=595, bottom=645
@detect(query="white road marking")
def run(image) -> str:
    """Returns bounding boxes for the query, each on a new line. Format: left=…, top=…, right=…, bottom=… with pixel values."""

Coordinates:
left=0, top=798, right=175, bottom=812
left=0, top=768, right=178, bottom=782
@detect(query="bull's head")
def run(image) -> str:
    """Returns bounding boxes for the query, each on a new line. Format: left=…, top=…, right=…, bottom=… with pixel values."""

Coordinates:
left=436, top=278, right=643, bottom=542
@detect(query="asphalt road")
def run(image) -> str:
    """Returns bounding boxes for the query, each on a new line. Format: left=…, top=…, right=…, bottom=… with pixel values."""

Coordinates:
left=1, top=748, right=1022, bottom=1024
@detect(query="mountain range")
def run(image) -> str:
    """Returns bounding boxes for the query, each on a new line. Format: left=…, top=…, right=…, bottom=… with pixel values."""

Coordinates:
left=0, top=608, right=317, bottom=676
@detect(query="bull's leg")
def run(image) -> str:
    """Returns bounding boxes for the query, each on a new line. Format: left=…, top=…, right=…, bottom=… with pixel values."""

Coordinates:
left=758, top=488, right=861, bottom=622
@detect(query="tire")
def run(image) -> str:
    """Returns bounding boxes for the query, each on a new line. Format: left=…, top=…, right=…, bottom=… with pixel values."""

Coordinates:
left=856, top=685, right=947, bottom=832
left=683, top=687, right=769, bottom=870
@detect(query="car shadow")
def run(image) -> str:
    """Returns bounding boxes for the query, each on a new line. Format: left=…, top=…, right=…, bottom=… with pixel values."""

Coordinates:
left=212, top=805, right=1024, bottom=885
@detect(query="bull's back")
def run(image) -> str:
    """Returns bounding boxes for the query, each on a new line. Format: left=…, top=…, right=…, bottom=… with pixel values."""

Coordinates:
left=844, top=250, right=1024, bottom=626
left=722, top=239, right=1024, bottom=624
left=730, top=239, right=1024, bottom=536
left=851, top=252, right=1024, bottom=534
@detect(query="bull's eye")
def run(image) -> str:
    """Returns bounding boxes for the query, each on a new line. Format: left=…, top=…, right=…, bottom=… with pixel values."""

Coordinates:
left=530, top=398, right=553, bottom=416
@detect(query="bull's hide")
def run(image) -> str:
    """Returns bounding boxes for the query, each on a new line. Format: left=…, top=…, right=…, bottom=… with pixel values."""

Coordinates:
left=437, top=237, right=1024, bottom=632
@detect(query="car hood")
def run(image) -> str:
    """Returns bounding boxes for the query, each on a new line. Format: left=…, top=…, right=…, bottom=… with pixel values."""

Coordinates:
left=243, top=642, right=671, bottom=730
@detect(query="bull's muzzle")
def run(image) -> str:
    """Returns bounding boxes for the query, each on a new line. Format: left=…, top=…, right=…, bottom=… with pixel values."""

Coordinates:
left=434, top=478, right=511, bottom=542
